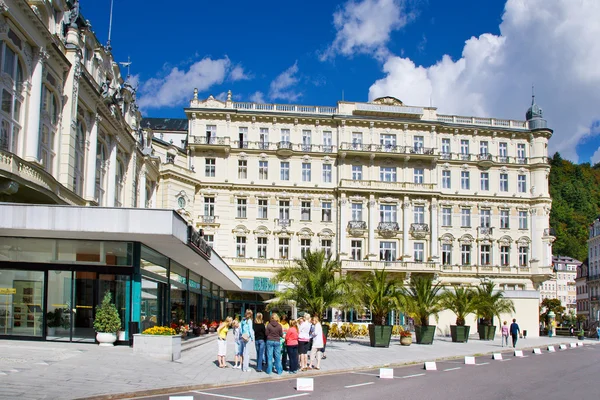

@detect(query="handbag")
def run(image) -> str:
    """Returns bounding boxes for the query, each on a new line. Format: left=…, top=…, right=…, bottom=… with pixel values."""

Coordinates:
left=242, top=333, right=250, bottom=342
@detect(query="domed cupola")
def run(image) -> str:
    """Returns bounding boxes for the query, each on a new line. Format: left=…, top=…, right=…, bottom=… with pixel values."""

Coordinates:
left=526, top=88, right=547, bottom=129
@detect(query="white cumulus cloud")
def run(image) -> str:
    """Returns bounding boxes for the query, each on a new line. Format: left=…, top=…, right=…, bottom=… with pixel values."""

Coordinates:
left=269, top=62, right=302, bottom=102
left=321, top=0, right=413, bottom=61
left=229, top=65, right=252, bottom=81
left=249, top=91, right=266, bottom=103
left=368, top=0, right=600, bottom=161
left=138, top=57, right=232, bottom=110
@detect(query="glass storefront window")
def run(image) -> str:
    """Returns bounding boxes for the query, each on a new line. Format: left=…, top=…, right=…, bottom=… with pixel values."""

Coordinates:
left=0, top=270, right=45, bottom=337
left=0, top=238, right=54, bottom=263
left=170, top=261, right=187, bottom=324
left=141, top=245, right=168, bottom=280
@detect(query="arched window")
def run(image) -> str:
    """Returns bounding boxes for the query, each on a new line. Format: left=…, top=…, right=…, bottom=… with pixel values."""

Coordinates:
left=95, top=138, right=107, bottom=205
left=0, top=40, right=23, bottom=154
left=73, top=120, right=85, bottom=196
left=115, top=159, right=125, bottom=207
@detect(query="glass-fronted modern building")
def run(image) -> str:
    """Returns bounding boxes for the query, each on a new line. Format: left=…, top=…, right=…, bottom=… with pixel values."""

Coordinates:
left=0, top=204, right=241, bottom=342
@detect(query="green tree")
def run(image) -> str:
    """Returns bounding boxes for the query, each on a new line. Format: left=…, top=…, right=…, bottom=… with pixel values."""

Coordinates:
left=440, top=286, right=477, bottom=326
left=399, top=275, right=445, bottom=326
left=474, top=281, right=515, bottom=327
left=273, top=250, right=350, bottom=317
left=540, top=298, right=565, bottom=324
left=93, top=291, right=121, bottom=333
left=351, top=269, right=403, bottom=326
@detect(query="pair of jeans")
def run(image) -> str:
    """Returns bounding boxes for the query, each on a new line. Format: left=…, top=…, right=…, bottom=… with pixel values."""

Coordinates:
left=281, top=342, right=288, bottom=370
left=511, top=334, right=518, bottom=347
left=240, top=340, right=251, bottom=371
left=255, top=340, right=266, bottom=371
left=502, top=335, right=509, bottom=347
left=287, top=345, right=298, bottom=372
left=266, top=340, right=282, bottom=375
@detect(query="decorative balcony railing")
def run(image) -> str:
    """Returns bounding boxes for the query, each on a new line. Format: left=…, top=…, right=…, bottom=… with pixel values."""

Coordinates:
left=436, top=114, right=528, bottom=129
left=339, top=142, right=435, bottom=156
left=276, top=218, right=292, bottom=228
left=377, top=222, right=400, bottom=232
left=477, top=153, right=493, bottom=161
left=193, top=136, right=230, bottom=145
left=277, top=141, right=293, bottom=150
left=478, top=226, right=494, bottom=235
left=410, top=223, right=430, bottom=233
left=339, top=179, right=435, bottom=191
left=199, top=215, right=218, bottom=224
left=348, top=221, right=367, bottom=229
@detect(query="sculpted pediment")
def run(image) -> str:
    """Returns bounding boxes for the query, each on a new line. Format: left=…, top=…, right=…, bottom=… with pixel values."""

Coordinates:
left=200, top=95, right=226, bottom=109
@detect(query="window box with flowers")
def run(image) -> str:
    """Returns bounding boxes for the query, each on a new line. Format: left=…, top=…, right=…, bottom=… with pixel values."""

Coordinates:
left=133, top=326, right=181, bottom=361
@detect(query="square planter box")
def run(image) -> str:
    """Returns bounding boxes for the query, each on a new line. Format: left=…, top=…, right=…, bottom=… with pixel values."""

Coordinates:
left=133, top=334, right=181, bottom=361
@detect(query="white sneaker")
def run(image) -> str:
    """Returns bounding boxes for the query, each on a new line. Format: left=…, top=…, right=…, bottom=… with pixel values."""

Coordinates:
left=233, top=365, right=240, bottom=369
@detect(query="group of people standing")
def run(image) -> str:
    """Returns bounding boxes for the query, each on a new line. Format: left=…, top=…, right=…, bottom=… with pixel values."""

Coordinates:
left=217, top=311, right=326, bottom=375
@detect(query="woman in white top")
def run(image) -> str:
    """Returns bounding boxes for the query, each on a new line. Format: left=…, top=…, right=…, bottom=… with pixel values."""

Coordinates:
left=309, top=315, right=324, bottom=370
left=298, top=313, right=311, bottom=371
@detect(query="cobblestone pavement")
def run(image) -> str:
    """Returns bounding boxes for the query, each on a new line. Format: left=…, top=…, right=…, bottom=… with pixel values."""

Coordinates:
left=0, top=334, right=593, bottom=399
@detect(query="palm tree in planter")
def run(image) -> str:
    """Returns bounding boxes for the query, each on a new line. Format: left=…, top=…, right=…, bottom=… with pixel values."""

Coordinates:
left=274, top=250, right=350, bottom=337
left=474, top=281, right=515, bottom=341
left=351, top=268, right=402, bottom=347
left=440, top=286, right=477, bottom=343
left=93, top=291, right=122, bottom=346
left=399, top=275, right=444, bottom=345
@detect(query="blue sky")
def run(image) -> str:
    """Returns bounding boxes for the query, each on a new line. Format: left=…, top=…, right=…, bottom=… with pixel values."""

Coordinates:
left=80, top=0, right=600, bottom=164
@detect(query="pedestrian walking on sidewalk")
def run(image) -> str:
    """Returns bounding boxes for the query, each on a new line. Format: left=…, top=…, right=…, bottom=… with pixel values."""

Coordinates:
left=510, top=318, right=521, bottom=348
left=266, top=313, right=284, bottom=375
left=240, top=310, right=254, bottom=372
left=285, top=319, right=299, bottom=374
left=216, top=316, right=232, bottom=368
left=309, top=316, right=324, bottom=370
left=501, top=321, right=509, bottom=347
left=253, top=312, right=266, bottom=372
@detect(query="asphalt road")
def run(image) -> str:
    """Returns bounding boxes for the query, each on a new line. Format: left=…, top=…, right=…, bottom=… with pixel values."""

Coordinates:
left=137, top=344, right=597, bottom=400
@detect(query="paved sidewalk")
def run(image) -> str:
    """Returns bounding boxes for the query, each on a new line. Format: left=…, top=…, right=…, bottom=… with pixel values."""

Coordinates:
left=0, top=334, right=594, bottom=400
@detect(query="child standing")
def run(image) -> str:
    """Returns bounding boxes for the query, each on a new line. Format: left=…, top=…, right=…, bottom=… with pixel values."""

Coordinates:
left=216, top=317, right=233, bottom=368
left=232, top=319, right=242, bottom=369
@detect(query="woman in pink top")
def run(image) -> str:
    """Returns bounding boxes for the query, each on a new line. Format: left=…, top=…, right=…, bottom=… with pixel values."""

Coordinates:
left=501, top=321, right=509, bottom=347
left=285, top=319, right=299, bottom=374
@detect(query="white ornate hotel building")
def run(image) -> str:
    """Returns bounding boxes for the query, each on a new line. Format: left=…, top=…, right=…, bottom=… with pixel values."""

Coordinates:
left=148, top=90, right=555, bottom=336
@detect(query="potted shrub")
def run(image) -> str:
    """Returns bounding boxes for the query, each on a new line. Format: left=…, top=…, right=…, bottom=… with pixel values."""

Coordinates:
left=46, top=309, right=63, bottom=336
left=93, top=291, right=122, bottom=346
left=400, top=275, right=444, bottom=345
left=474, top=281, right=515, bottom=341
left=353, top=269, right=402, bottom=347
left=441, top=286, right=476, bottom=343
left=578, top=329, right=585, bottom=340
left=399, top=329, right=413, bottom=346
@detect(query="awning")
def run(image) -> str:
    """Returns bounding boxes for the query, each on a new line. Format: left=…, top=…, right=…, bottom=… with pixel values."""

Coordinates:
left=0, top=203, right=241, bottom=290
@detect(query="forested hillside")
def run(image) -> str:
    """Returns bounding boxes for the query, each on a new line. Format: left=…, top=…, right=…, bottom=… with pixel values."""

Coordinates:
left=549, top=153, right=600, bottom=261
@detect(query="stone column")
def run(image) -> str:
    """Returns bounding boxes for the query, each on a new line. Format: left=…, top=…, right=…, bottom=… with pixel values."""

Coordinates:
left=368, top=195, right=377, bottom=258
left=430, top=199, right=438, bottom=260
left=151, top=182, right=158, bottom=208
left=339, top=194, right=348, bottom=255
left=84, top=115, right=100, bottom=201
left=139, top=166, right=147, bottom=208
left=530, top=208, right=538, bottom=262
left=403, top=197, right=411, bottom=259
left=24, top=48, right=47, bottom=163
left=105, top=137, right=117, bottom=206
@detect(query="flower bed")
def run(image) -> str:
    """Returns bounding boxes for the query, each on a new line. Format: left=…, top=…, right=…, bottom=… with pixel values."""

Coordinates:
left=134, top=326, right=181, bottom=361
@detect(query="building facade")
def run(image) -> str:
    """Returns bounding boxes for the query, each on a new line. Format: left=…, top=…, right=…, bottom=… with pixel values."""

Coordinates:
left=149, top=90, right=555, bottom=336
left=576, top=262, right=589, bottom=327
left=540, top=256, right=579, bottom=310
left=587, top=217, right=600, bottom=326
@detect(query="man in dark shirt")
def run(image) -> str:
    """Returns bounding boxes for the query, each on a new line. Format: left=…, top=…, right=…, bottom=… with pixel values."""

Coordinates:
left=510, top=318, right=521, bottom=348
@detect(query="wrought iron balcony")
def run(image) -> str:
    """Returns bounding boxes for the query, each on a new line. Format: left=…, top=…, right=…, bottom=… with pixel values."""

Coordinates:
left=478, top=226, right=493, bottom=235
left=460, top=153, right=471, bottom=161
left=377, top=222, right=400, bottom=232
left=258, top=141, right=270, bottom=150
left=410, top=223, right=430, bottom=233
left=348, top=221, right=367, bottom=229
left=276, top=218, right=292, bottom=228
left=409, top=146, right=435, bottom=155
left=477, top=153, right=493, bottom=161
left=301, top=144, right=313, bottom=152
left=200, top=215, right=218, bottom=224
left=440, top=152, right=451, bottom=160
left=277, top=141, right=293, bottom=150
left=193, top=136, right=230, bottom=145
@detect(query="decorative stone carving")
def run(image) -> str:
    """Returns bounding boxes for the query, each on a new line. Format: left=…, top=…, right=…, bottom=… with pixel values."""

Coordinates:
left=232, top=225, right=250, bottom=235
left=318, top=229, right=335, bottom=239
left=459, top=234, right=474, bottom=245
left=297, top=228, right=314, bottom=238
left=440, top=234, right=455, bottom=245
left=253, top=226, right=271, bottom=236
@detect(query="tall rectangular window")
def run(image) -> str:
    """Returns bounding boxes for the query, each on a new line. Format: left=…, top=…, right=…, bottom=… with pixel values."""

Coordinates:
left=499, top=173, right=508, bottom=192
left=321, top=239, right=332, bottom=258
left=280, top=128, right=290, bottom=143
left=519, top=246, right=528, bottom=266
left=352, top=165, right=363, bottom=180
left=414, top=242, right=424, bottom=262
left=517, top=143, right=526, bottom=163
left=500, top=246, right=510, bottom=266
left=441, top=138, right=451, bottom=157
left=323, top=131, right=333, bottom=152
left=380, top=204, right=397, bottom=223
left=259, top=127, right=269, bottom=149
left=204, top=234, right=214, bottom=248
left=413, top=205, right=424, bottom=224
left=301, top=201, right=311, bottom=221
left=351, top=240, right=362, bottom=260
left=238, top=127, right=248, bottom=148
left=323, top=164, right=332, bottom=183
left=460, top=139, right=469, bottom=158
left=301, top=238, right=311, bottom=257
left=461, top=244, right=471, bottom=266
left=322, top=201, right=332, bottom=221
left=237, top=198, right=247, bottom=218
left=413, top=136, right=424, bottom=152
left=479, top=141, right=488, bottom=155
left=381, top=134, right=396, bottom=151
left=279, top=200, right=290, bottom=220
left=518, top=211, right=528, bottom=229
left=302, top=130, right=312, bottom=151
left=280, top=161, right=290, bottom=181
left=259, top=160, right=268, bottom=180
left=442, top=207, right=452, bottom=227
left=352, top=132, right=363, bottom=147
left=442, top=170, right=451, bottom=189
left=351, top=203, right=363, bottom=221
left=461, top=171, right=470, bottom=190
left=257, top=237, right=267, bottom=259
left=518, top=174, right=527, bottom=193
left=480, top=245, right=491, bottom=265
left=379, top=242, right=396, bottom=261
left=238, top=160, right=247, bottom=179
left=499, top=142, right=507, bottom=160
left=204, top=197, right=215, bottom=216
left=206, top=124, right=217, bottom=142
left=258, top=199, right=268, bottom=219
left=442, top=244, right=452, bottom=265
left=414, top=168, right=424, bottom=184
left=461, top=208, right=471, bottom=227
left=380, top=167, right=397, bottom=182
left=480, top=209, right=491, bottom=227
left=236, top=236, right=246, bottom=257
left=500, top=210, right=509, bottom=229
left=205, top=158, right=215, bottom=177
left=302, top=163, right=311, bottom=182
left=279, top=238, right=290, bottom=259
left=480, top=172, right=489, bottom=191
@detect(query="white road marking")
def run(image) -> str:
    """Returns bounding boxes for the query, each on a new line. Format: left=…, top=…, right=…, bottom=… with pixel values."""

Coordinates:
left=400, top=373, right=426, bottom=379
left=268, top=394, right=311, bottom=400
left=344, top=382, right=375, bottom=388
left=352, top=372, right=380, bottom=377
left=475, top=362, right=490, bottom=366
left=193, top=392, right=253, bottom=400
left=499, top=359, right=512, bottom=362
left=444, top=367, right=462, bottom=372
